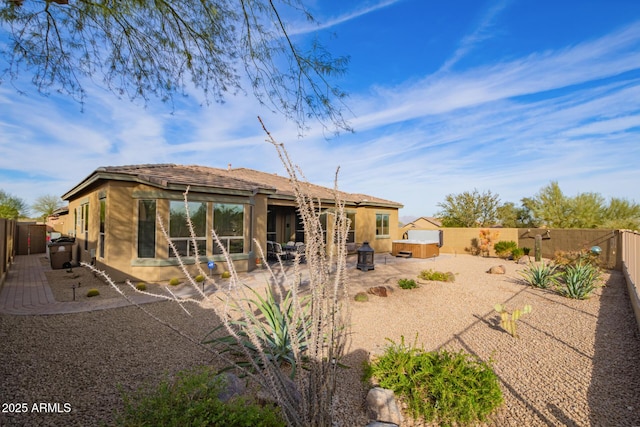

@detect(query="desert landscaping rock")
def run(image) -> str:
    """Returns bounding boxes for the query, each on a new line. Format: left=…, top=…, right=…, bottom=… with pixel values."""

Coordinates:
left=1, top=254, right=640, bottom=426
left=366, top=387, right=403, bottom=425
left=368, top=286, right=389, bottom=297
left=487, top=264, right=506, bottom=274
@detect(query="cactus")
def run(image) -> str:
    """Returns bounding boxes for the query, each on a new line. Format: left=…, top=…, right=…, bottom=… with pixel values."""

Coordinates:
left=494, top=304, right=532, bottom=338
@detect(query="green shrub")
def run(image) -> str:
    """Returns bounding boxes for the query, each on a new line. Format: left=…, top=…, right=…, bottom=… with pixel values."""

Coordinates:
left=366, top=337, right=503, bottom=425
left=114, top=367, right=285, bottom=427
left=168, top=278, right=180, bottom=286
left=397, top=278, right=418, bottom=289
left=86, top=288, right=100, bottom=297
left=559, top=262, right=601, bottom=299
left=494, top=240, right=518, bottom=259
left=511, top=247, right=524, bottom=261
left=135, top=282, right=147, bottom=291
left=221, top=270, right=231, bottom=279
left=194, top=274, right=205, bottom=283
left=519, top=261, right=561, bottom=289
left=418, top=269, right=455, bottom=282
left=354, top=292, right=369, bottom=302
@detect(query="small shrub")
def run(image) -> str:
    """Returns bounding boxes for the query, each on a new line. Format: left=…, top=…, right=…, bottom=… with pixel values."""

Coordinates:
left=86, top=289, right=100, bottom=297
left=554, top=249, right=599, bottom=268
left=559, top=262, right=601, bottom=299
left=519, top=261, right=561, bottom=289
left=494, top=240, right=518, bottom=259
left=511, top=247, right=524, bottom=261
left=194, top=274, right=205, bottom=283
left=168, top=278, right=181, bottom=286
left=522, top=247, right=531, bottom=256
left=354, top=292, right=369, bottom=302
left=418, top=269, right=455, bottom=282
left=494, top=303, right=532, bottom=338
left=397, top=278, right=418, bottom=289
left=366, top=337, right=503, bottom=425
left=221, top=270, right=231, bottom=279
left=136, top=282, right=147, bottom=291
left=114, top=367, right=285, bottom=427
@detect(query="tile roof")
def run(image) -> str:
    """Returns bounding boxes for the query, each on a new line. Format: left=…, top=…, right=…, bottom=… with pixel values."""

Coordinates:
left=64, top=164, right=402, bottom=208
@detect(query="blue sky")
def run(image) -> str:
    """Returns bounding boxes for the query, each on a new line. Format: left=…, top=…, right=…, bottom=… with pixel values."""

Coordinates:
left=1, top=0, right=640, bottom=219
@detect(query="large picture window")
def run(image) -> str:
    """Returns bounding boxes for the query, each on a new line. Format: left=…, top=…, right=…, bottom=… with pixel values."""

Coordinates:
left=213, top=203, right=244, bottom=254
left=138, top=200, right=156, bottom=258
left=376, top=213, right=390, bottom=237
left=169, top=201, right=207, bottom=257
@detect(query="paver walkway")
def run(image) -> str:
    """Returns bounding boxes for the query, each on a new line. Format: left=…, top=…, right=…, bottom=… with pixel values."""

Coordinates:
left=0, top=253, right=357, bottom=316
left=0, top=254, right=242, bottom=315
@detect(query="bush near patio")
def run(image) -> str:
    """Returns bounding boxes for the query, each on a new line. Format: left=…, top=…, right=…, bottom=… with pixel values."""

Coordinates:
left=418, top=269, right=456, bottom=282
left=365, top=337, right=503, bottom=426
left=114, top=366, right=285, bottom=426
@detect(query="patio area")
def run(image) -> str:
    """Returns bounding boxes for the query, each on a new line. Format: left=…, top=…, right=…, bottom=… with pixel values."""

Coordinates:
left=0, top=253, right=639, bottom=426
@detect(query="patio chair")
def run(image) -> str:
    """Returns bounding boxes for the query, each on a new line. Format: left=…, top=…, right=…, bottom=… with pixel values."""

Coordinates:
left=266, top=241, right=275, bottom=260
left=273, top=242, right=292, bottom=262
left=295, top=243, right=306, bottom=263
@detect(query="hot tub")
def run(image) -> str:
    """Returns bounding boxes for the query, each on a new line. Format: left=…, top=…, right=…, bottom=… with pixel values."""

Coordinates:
left=392, top=230, right=442, bottom=259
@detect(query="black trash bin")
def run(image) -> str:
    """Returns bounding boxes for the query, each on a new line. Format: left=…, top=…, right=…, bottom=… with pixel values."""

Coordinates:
left=48, top=238, right=74, bottom=269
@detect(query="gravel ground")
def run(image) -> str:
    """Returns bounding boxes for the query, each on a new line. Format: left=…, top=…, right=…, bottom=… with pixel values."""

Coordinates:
left=1, top=254, right=640, bottom=426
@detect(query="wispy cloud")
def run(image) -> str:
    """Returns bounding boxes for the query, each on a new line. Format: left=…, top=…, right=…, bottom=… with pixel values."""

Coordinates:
left=288, top=0, right=404, bottom=35
left=1, top=10, right=639, bottom=216
left=439, top=0, right=511, bottom=72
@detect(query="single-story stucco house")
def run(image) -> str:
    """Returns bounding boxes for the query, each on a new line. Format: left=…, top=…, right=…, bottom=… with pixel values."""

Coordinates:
left=60, top=164, right=403, bottom=282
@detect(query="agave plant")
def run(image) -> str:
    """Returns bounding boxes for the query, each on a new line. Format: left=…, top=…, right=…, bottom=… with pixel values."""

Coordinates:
left=518, top=261, right=561, bottom=289
left=203, top=285, right=311, bottom=378
left=559, top=261, right=601, bottom=299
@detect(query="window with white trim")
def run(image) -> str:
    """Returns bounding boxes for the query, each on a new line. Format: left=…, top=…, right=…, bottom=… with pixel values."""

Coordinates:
left=169, top=200, right=207, bottom=257
left=213, top=203, right=244, bottom=254
left=376, top=213, right=389, bottom=237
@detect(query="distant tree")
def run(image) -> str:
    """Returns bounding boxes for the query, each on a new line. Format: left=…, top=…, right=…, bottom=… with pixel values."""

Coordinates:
left=0, top=190, right=29, bottom=219
left=567, top=192, right=605, bottom=228
left=0, top=0, right=351, bottom=134
left=437, top=189, right=501, bottom=227
left=496, top=202, right=538, bottom=228
left=31, top=194, right=65, bottom=222
left=522, top=181, right=572, bottom=228
left=524, top=181, right=640, bottom=229
left=601, top=198, right=640, bottom=230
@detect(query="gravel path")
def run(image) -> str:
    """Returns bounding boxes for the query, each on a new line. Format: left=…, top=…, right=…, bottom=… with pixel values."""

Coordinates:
left=1, top=254, right=639, bottom=426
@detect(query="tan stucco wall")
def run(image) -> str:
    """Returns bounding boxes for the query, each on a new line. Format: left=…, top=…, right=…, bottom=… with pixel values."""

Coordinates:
left=439, top=228, right=519, bottom=257
left=354, top=206, right=399, bottom=254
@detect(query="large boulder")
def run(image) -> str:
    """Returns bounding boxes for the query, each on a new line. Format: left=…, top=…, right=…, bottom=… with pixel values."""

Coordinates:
left=487, top=265, right=506, bottom=274
left=366, top=387, right=403, bottom=426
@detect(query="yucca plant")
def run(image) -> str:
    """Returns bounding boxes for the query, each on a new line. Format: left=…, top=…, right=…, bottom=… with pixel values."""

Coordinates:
left=203, top=285, right=311, bottom=378
left=518, top=261, right=561, bottom=289
left=559, top=261, right=601, bottom=299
